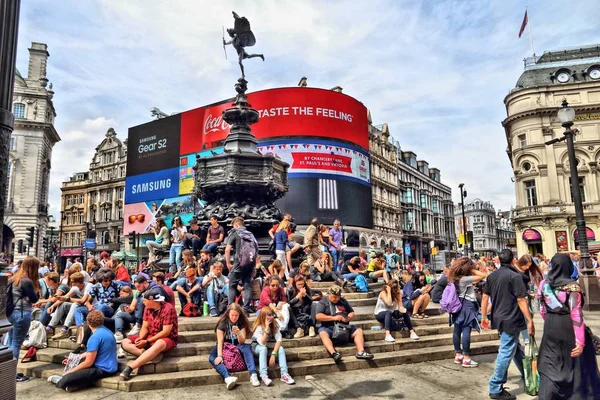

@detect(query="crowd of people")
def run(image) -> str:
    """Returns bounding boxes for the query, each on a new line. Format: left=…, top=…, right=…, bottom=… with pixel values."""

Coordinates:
left=4, top=215, right=600, bottom=398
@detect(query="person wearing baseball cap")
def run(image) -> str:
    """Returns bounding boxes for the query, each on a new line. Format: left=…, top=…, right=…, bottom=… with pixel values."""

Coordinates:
left=315, top=285, right=374, bottom=362
left=176, top=268, right=203, bottom=316
left=119, top=287, right=178, bottom=380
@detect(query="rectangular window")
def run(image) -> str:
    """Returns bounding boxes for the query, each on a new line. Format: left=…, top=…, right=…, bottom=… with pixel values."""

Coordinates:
left=432, top=199, right=439, bottom=213
left=407, top=211, right=414, bottom=230
left=13, top=103, right=25, bottom=119
left=76, top=232, right=81, bottom=247
left=120, top=166, right=126, bottom=177
left=105, top=190, right=111, bottom=202
left=9, top=137, right=15, bottom=150
left=405, top=188, right=413, bottom=204
left=70, top=233, right=75, bottom=247
left=117, top=207, right=123, bottom=220
left=79, top=211, right=84, bottom=224
left=103, top=207, right=111, bottom=221
left=519, top=134, right=527, bottom=147
left=64, top=236, right=69, bottom=247
left=420, top=194, right=427, bottom=209
left=524, top=180, right=538, bottom=207
left=569, top=177, right=586, bottom=203
left=118, top=187, right=124, bottom=200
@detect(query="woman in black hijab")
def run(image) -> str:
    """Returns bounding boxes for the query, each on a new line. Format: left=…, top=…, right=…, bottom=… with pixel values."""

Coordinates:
left=537, top=253, right=600, bottom=399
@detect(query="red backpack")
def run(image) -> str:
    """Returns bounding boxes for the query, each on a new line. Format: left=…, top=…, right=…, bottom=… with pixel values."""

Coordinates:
left=183, top=303, right=199, bottom=317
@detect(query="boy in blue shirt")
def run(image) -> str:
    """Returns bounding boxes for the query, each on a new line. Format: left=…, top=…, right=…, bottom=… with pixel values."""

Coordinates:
left=47, top=310, right=118, bottom=392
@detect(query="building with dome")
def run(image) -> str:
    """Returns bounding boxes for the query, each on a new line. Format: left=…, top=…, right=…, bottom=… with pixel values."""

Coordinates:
left=503, top=44, right=600, bottom=256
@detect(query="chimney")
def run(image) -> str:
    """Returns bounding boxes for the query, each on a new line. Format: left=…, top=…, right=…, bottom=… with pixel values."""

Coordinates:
left=27, top=42, right=49, bottom=85
left=330, top=86, right=343, bottom=93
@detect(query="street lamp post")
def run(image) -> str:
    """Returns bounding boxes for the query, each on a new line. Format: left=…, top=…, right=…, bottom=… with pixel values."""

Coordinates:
left=458, top=183, right=468, bottom=257
left=546, top=99, right=600, bottom=310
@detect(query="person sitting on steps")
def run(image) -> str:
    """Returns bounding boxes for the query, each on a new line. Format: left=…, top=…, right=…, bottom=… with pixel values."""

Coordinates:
left=402, top=271, right=431, bottom=319
left=202, top=261, right=229, bottom=317
left=257, top=275, right=292, bottom=339
left=315, top=285, right=374, bottom=363
left=251, top=307, right=296, bottom=386
left=47, top=310, right=118, bottom=392
left=375, top=279, right=419, bottom=343
left=120, top=287, right=178, bottom=380
left=208, top=303, right=260, bottom=390
left=176, top=268, right=203, bottom=315
left=287, top=274, right=316, bottom=338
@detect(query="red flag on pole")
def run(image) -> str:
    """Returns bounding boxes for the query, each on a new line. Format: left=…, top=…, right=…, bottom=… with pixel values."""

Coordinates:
left=518, top=10, right=528, bottom=38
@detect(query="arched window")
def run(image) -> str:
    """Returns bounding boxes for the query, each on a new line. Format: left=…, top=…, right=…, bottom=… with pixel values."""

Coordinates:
left=13, top=103, right=25, bottom=119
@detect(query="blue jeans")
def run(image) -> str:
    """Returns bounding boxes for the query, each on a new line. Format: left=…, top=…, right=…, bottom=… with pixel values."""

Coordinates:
left=40, top=303, right=53, bottom=326
left=7, top=309, right=32, bottom=359
left=489, top=331, right=525, bottom=395
left=342, top=273, right=359, bottom=281
left=206, top=284, right=229, bottom=311
left=169, top=245, right=183, bottom=273
left=208, top=343, right=257, bottom=379
left=203, top=243, right=219, bottom=254
left=74, top=303, right=114, bottom=326
left=453, top=323, right=472, bottom=356
left=330, top=248, right=340, bottom=272
left=183, top=238, right=203, bottom=256
left=114, top=311, right=136, bottom=333
left=253, top=343, right=288, bottom=376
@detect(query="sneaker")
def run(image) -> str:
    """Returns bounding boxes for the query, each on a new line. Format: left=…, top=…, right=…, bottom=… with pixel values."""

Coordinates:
left=127, top=325, right=140, bottom=337
left=454, top=355, right=464, bottom=364
left=294, top=329, right=305, bottom=339
left=120, top=366, right=133, bottom=381
left=210, top=308, right=218, bottom=317
left=489, top=389, right=516, bottom=400
left=65, top=386, right=82, bottom=392
left=308, top=327, right=316, bottom=337
left=51, top=328, right=69, bottom=341
left=118, top=347, right=126, bottom=359
left=331, top=351, right=343, bottom=363
left=45, top=326, right=55, bottom=335
left=280, top=373, right=295, bottom=385
left=410, top=331, right=420, bottom=340
left=384, top=333, right=395, bottom=342
left=224, top=376, right=238, bottom=390
left=250, top=373, right=260, bottom=387
left=355, top=351, right=374, bottom=360
left=47, top=375, right=62, bottom=385
left=462, top=358, right=479, bottom=368
left=282, top=331, right=292, bottom=340
left=261, top=375, right=272, bottom=386
left=114, top=332, right=124, bottom=343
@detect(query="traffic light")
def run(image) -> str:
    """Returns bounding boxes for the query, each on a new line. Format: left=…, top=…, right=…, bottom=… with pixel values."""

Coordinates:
left=25, top=226, right=35, bottom=246
left=18, top=239, right=24, bottom=254
left=466, top=230, right=474, bottom=245
left=43, top=236, right=49, bottom=250
left=128, top=231, right=136, bottom=248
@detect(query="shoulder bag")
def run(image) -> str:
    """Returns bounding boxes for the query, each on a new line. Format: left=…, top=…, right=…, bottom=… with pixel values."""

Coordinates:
left=329, top=299, right=351, bottom=343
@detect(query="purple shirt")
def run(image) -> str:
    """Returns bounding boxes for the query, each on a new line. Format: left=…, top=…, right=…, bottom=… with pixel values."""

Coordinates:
left=328, top=228, right=342, bottom=251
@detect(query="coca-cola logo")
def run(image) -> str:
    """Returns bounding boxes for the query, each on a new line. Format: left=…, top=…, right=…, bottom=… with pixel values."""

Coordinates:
left=204, top=114, right=230, bottom=135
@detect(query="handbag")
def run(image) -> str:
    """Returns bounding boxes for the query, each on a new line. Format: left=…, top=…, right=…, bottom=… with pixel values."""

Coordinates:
left=22, top=320, right=47, bottom=349
left=329, top=300, right=351, bottom=343
left=522, top=335, right=539, bottom=396
left=222, top=325, right=247, bottom=372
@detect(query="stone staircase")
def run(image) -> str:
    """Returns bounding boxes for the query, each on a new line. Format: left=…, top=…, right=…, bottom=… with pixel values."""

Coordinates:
left=18, top=281, right=500, bottom=392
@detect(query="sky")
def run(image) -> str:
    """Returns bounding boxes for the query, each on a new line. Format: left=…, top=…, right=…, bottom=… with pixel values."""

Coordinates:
left=13, top=0, right=600, bottom=220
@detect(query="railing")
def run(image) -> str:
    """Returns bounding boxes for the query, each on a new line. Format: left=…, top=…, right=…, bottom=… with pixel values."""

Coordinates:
left=514, top=203, right=600, bottom=218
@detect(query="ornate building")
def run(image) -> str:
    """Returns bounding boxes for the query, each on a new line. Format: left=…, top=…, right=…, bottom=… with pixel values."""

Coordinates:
left=59, top=128, right=126, bottom=263
left=4, top=43, right=60, bottom=261
left=503, top=44, right=600, bottom=256
left=368, top=121, right=401, bottom=240
left=496, top=209, right=517, bottom=253
left=455, top=199, right=498, bottom=256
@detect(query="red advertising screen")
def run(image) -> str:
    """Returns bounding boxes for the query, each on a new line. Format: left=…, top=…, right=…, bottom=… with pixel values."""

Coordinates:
left=180, top=87, right=368, bottom=155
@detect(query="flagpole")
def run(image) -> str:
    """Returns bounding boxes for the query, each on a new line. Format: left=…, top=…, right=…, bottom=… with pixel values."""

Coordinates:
left=527, top=7, right=536, bottom=58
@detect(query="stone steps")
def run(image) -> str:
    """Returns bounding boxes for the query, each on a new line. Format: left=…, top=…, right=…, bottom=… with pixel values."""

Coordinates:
left=20, top=340, right=499, bottom=392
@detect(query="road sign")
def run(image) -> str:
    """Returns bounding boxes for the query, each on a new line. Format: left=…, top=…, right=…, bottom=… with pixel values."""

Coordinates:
left=404, top=244, right=411, bottom=255
left=84, top=238, right=96, bottom=249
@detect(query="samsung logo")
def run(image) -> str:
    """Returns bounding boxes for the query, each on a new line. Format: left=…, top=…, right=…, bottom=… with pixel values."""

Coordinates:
left=131, top=178, right=172, bottom=194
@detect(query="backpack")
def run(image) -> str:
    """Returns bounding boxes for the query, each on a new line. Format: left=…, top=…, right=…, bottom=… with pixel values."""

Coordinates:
left=183, top=303, right=199, bottom=317
left=354, top=275, right=369, bottom=292
left=440, top=282, right=465, bottom=314
left=215, top=292, right=229, bottom=315
left=236, top=228, right=259, bottom=269
left=6, top=281, right=22, bottom=317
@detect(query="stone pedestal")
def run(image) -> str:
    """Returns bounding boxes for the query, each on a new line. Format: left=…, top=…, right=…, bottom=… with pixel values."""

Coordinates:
left=0, top=275, right=16, bottom=400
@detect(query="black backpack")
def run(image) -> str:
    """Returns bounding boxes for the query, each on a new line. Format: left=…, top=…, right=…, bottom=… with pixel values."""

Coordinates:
left=236, top=228, right=259, bottom=269
left=6, top=281, right=23, bottom=317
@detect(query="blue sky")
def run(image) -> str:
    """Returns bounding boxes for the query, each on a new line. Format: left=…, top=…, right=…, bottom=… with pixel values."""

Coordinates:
left=14, top=0, right=600, bottom=219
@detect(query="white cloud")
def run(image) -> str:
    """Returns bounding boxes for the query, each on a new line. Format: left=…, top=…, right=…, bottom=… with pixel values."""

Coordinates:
left=13, top=0, right=600, bottom=217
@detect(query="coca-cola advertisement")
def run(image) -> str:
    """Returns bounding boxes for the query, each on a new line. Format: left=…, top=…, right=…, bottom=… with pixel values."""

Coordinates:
left=127, top=115, right=181, bottom=176
left=180, top=87, right=368, bottom=155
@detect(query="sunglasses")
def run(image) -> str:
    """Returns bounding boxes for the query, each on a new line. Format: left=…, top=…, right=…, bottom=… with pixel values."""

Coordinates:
left=128, top=214, right=145, bottom=224
left=266, top=314, right=274, bottom=318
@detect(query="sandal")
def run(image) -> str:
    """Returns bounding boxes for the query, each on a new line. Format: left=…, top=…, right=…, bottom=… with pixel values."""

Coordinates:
left=416, top=314, right=424, bottom=319
left=422, top=314, right=429, bottom=319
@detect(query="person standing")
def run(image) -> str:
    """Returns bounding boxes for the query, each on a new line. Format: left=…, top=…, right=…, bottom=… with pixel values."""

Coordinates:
left=481, top=249, right=534, bottom=400
left=328, top=220, right=343, bottom=272
left=7, top=256, right=40, bottom=362
left=169, top=216, right=187, bottom=274
left=304, top=218, right=320, bottom=266
left=536, top=253, right=600, bottom=399
left=225, top=216, right=258, bottom=314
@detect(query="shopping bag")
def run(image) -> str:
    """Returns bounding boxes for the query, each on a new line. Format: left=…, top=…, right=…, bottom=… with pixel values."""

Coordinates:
left=523, top=335, right=539, bottom=396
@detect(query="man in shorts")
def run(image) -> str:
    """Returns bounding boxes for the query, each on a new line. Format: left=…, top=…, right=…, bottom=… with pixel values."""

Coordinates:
left=315, top=285, right=374, bottom=363
left=119, top=287, right=178, bottom=380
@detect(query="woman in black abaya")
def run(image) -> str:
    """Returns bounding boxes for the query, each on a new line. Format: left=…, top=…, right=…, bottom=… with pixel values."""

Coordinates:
left=537, top=253, right=600, bottom=399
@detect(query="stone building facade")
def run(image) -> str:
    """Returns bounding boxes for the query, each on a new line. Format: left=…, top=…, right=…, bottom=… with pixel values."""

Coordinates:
left=59, top=128, right=126, bottom=263
left=503, top=44, right=600, bottom=256
left=4, top=43, right=60, bottom=261
left=455, top=199, right=498, bottom=256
